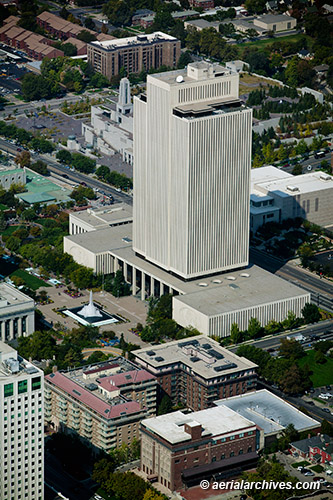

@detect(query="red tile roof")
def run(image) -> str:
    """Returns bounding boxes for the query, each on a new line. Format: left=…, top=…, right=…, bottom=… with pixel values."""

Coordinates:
left=98, top=369, right=156, bottom=392
left=46, top=371, right=142, bottom=419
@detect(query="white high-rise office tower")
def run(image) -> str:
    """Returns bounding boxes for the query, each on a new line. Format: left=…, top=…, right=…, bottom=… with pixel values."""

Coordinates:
left=0, top=342, right=44, bottom=500
left=133, top=62, right=252, bottom=280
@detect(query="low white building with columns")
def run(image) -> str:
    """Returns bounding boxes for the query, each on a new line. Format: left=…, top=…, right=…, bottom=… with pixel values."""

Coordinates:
left=0, top=283, right=35, bottom=341
left=63, top=222, right=310, bottom=337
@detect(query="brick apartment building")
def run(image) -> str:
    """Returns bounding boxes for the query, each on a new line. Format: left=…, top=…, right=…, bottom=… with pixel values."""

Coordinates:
left=189, top=0, right=214, bottom=10
left=0, top=18, right=64, bottom=60
left=37, top=11, right=95, bottom=40
left=44, top=359, right=157, bottom=452
left=141, top=405, right=260, bottom=490
left=87, top=32, right=181, bottom=80
left=134, top=336, right=257, bottom=411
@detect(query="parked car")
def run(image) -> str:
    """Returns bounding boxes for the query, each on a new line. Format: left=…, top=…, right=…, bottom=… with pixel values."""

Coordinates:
left=313, top=477, right=326, bottom=482
left=322, top=408, right=330, bottom=413
left=297, top=466, right=305, bottom=471
left=304, top=471, right=314, bottom=476
left=326, top=385, right=331, bottom=390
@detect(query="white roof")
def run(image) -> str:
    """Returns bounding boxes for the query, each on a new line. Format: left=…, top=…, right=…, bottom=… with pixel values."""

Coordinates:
left=90, top=31, right=177, bottom=50
left=141, top=406, right=256, bottom=444
left=255, top=171, right=333, bottom=198
left=251, top=166, right=292, bottom=192
left=216, top=390, right=319, bottom=436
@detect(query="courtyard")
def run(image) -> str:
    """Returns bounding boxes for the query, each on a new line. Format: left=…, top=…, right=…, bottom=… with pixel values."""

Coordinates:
left=37, top=285, right=148, bottom=347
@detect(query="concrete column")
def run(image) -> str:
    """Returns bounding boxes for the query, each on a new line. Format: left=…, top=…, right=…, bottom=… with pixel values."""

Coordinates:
left=18, top=317, right=22, bottom=337
left=141, top=272, right=145, bottom=301
left=132, top=267, right=136, bottom=296
left=159, top=282, right=164, bottom=297
left=9, top=319, right=14, bottom=340
left=114, top=258, right=119, bottom=273
left=150, top=276, right=155, bottom=297
left=123, top=262, right=128, bottom=282
left=1, top=322, right=5, bottom=342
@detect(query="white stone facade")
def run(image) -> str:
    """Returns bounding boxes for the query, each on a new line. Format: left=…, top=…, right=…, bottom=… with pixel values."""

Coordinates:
left=133, top=62, right=252, bottom=279
left=0, top=283, right=35, bottom=341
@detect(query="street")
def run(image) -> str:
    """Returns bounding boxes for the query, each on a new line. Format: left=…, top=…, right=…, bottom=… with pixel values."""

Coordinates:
left=250, top=248, right=333, bottom=312
left=0, top=137, right=133, bottom=205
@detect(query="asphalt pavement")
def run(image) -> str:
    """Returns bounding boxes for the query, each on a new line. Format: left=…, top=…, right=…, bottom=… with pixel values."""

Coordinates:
left=0, top=137, right=132, bottom=205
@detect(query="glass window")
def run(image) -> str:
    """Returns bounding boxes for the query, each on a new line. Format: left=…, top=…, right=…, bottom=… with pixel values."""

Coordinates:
left=18, top=380, right=27, bottom=395
left=4, top=384, right=13, bottom=398
left=32, top=377, right=41, bottom=391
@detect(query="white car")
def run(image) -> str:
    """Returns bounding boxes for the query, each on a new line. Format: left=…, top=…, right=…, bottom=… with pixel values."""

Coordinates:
left=326, top=470, right=333, bottom=476
left=297, top=466, right=305, bottom=471
left=319, top=394, right=329, bottom=400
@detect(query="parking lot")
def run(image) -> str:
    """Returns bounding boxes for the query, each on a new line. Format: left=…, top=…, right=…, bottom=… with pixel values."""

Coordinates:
left=15, top=111, right=83, bottom=141
left=0, top=61, right=27, bottom=93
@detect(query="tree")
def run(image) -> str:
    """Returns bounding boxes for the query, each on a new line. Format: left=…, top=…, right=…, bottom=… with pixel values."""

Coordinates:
left=264, top=320, right=281, bottom=335
left=17, top=330, right=57, bottom=361
left=90, top=72, right=109, bottom=88
left=56, top=150, right=72, bottom=164
left=148, top=294, right=172, bottom=323
left=70, top=267, right=94, bottom=289
left=244, top=0, right=266, bottom=14
left=321, top=419, right=333, bottom=437
left=84, top=17, right=95, bottom=30
left=230, top=323, right=243, bottom=344
left=77, top=30, right=97, bottom=42
left=295, top=139, right=308, bottom=156
left=30, top=160, right=48, bottom=176
left=282, top=310, right=299, bottom=330
left=143, top=490, right=165, bottom=500
left=62, top=43, right=77, bottom=57
left=102, top=0, right=132, bottom=27
left=285, top=57, right=299, bottom=87
left=314, top=350, right=326, bottom=364
left=86, top=351, right=109, bottom=364
left=278, top=423, right=299, bottom=450
left=101, top=23, right=108, bottom=34
left=0, top=211, right=6, bottom=231
left=21, top=73, right=59, bottom=101
left=177, top=51, right=192, bottom=69
left=92, top=458, right=116, bottom=490
left=247, top=317, right=263, bottom=339
left=278, top=338, right=305, bottom=361
left=15, top=150, right=31, bottom=167
left=5, top=236, right=21, bottom=252
left=158, top=394, right=173, bottom=415
left=110, top=269, right=130, bottom=297
left=292, top=164, right=302, bottom=175
left=279, top=364, right=311, bottom=395
left=302, top=303, right=320, bottom=324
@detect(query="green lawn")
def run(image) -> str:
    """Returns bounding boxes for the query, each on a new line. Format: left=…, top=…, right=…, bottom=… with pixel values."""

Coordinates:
left=310, top=465, right=324, bottom=473
left=0, top=225, right=24, bottom=236
left=291, top=461, right=310, bottom=469
left=298, top=350, right=333, bottom=387
left=240, top=34, right=312, bottom=52
left=10, top=269, right=51, bottom=290
left=96, top=488, right=117, bottom=500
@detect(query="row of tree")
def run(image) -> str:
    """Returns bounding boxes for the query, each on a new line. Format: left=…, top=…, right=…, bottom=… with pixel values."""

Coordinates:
left=227, top=303, right=321, bottom=345
left=0, top=121, right=54, bottom=153
left=95, top=165, right=133, bottom=191
left=56, top=150, right=96, bottom=173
